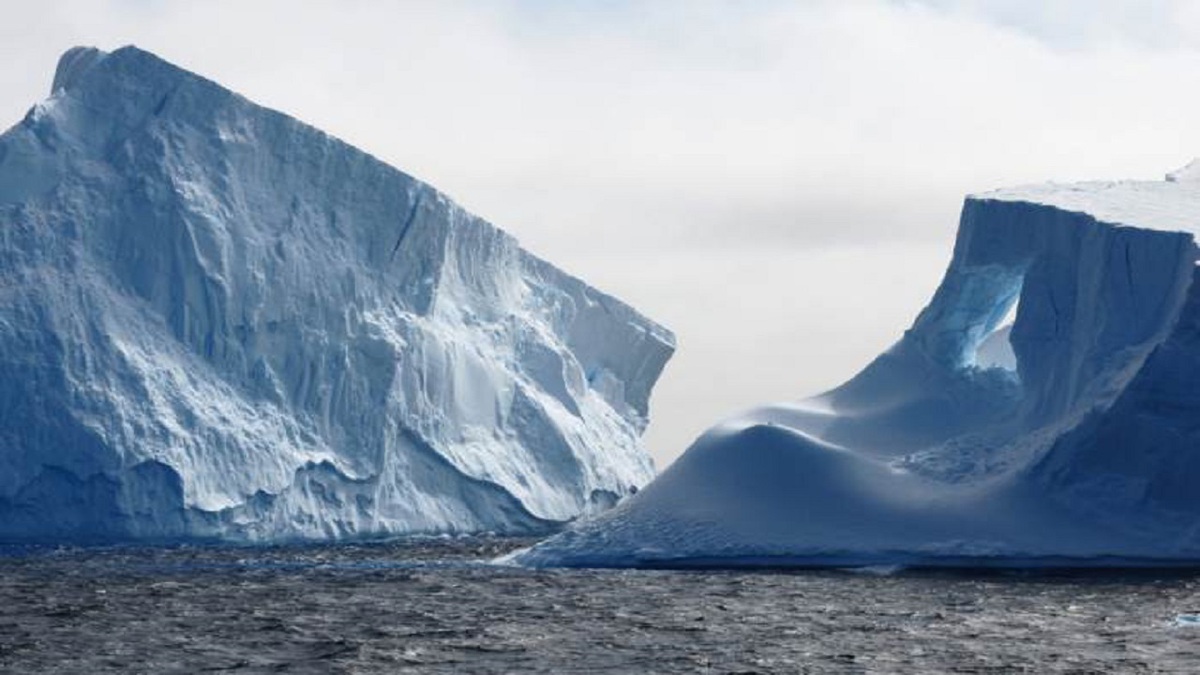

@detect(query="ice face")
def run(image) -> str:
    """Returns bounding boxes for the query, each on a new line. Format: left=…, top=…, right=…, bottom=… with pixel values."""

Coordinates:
left=0, top=46, right=674, bottom=541
left=516, top=162, right=1200, bottom=569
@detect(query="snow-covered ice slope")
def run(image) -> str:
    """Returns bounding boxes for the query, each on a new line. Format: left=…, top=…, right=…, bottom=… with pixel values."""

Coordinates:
left=0, top=46, right=673, bottom=541
left=516, top=163, right=1200, bottom=569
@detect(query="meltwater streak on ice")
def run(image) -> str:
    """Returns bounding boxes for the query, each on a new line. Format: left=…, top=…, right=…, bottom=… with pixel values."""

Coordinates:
left=518, top=164, right=1200, bottom=569
left=0, top=47, right=674, bottom=541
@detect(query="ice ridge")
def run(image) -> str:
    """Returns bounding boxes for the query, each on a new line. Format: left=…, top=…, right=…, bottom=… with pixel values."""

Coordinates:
left=0, top=46, right=674, bottom=542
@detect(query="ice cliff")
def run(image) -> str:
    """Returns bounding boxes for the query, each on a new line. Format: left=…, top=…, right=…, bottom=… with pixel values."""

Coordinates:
left=517, top=163, right=1200, bottom=569
left=0, top=46, right=674, bottom=541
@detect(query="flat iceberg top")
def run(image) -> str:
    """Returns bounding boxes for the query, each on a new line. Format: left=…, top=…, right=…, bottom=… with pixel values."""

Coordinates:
left=974, top=161, right=1200, bottom=235
left=516, top=162, right=1200, bottom=569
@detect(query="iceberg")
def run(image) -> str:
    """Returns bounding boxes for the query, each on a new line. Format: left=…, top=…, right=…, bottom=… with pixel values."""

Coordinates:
left=0, top=47, right=673, bottom=541
left=516, top=163, right=1200, bottom=569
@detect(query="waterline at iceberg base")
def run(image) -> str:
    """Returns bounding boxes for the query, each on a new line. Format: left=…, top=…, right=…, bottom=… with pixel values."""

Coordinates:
left=517, top=163, right=1200, bottom=569
left=0, top=47, right=673, bottom=542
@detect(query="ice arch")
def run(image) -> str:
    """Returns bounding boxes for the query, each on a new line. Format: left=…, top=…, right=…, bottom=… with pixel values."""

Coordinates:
left=516, top=168, right=1200, bottom=569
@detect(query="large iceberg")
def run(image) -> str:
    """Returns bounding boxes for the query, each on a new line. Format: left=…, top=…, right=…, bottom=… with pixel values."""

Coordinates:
left=0, top=47, right=673, bottom=541
left=517, top=162, right=1200, bottom=568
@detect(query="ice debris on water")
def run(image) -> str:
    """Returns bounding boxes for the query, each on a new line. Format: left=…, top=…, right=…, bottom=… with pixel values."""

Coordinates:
left=1171, top=614, right=1200, bottom=628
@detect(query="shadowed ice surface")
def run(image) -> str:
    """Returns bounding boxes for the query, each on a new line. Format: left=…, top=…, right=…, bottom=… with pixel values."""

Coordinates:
left=519, top=164, right=1200, bottom=569
left=1, top=537, right=1199, bottom=673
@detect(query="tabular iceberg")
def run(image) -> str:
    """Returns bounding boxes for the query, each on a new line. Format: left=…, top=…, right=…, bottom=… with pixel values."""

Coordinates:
left=0, top=46, right=674, bottom=541
left=517, top=162, right=1200, bottom=569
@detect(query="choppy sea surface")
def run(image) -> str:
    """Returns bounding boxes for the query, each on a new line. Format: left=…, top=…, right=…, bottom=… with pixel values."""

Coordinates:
left=0, top=537, right=1198, bottom=674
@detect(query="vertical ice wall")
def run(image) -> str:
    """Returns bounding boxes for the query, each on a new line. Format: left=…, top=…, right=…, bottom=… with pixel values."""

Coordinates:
left=517, top=167, right=1200, bottom=568
left=0, top=46, right=674, bottom=541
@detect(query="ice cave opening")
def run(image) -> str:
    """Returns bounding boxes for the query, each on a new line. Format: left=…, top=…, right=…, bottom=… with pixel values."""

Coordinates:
left=973, top=292, right=1020, bottom=373
left=936, top=264, right=1024, bottom=377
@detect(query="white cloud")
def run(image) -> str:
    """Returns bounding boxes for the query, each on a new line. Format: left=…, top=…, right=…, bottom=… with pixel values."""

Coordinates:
left=2, top=1, right=1198, bottom=463
left=908, top=0, right=1200, bottom=50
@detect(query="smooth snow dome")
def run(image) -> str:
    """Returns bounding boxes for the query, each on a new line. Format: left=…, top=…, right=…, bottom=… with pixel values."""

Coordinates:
left=0, top=46, right=674, bottom=541
left=515, top=161, right=1200, bottom=569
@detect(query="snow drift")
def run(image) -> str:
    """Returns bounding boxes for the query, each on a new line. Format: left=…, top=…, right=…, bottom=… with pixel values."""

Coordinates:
left=517, top=162, right=1200, bottom=569
left=0, top=46, right=673, bottom=541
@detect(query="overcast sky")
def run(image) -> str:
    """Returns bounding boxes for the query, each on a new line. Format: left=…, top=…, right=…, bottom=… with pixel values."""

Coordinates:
left=3, top=1, right=1199, bottom=465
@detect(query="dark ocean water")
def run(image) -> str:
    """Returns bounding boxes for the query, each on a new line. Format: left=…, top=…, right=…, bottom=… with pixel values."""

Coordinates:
left=0, top=537, right=1198, bottom=674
